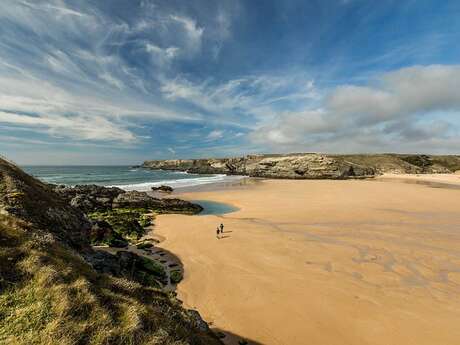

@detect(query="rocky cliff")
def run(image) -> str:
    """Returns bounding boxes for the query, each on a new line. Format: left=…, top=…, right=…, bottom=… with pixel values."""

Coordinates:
left=0, top=157, right=222, bottom=345
left=142, top=153, right=375, bottom=179
left=142, top=153, right=460, bottom=178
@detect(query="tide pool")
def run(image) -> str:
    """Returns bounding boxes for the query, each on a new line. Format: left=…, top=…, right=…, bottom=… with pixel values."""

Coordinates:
left=192, top=200, right=239, bottom=216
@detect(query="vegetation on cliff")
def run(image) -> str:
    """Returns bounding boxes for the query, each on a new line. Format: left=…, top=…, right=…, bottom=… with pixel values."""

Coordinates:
left=0, top=157, right=221, bottom=345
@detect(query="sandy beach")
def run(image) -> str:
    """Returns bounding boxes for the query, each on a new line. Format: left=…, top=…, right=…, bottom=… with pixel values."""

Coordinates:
left=377, top=173, right=460, bottom=187
left=154, top=176, right=460, bottom=345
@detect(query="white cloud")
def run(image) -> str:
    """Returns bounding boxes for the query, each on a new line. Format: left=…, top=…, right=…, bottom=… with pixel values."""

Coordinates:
left=250, top=65, right=460, bottom=152
left=0, top=0, right=211, bottom=144
left=327, top=65, right=460, bottom=125
left=160, top=73, right=318, bottom=127
left=145, top=43, right=180, bottom=65
left=170, top=15, right=204, bottom=53
left=0, top=111, right=136, bottom=142
left=207, top=130, right=224, bottom=140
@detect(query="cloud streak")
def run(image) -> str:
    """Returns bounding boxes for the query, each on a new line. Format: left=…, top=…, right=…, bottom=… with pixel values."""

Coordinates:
left=1, top=0, right=459, bottom=163
left=0, top=0, right=230, bottom=146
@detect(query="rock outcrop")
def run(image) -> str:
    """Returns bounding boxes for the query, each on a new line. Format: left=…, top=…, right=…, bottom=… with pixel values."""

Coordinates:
left=53, top=184, right=125, bottom=212
left=53, top=184, right=202, bottom=214
left=151, top=185, right=174, bottom=193
left=87, top=250, right=168, bottom=286
left=143, top=153, right=460, bottom=178
left=112, top=191, right=203, bottom=214
left=143, top=153, right=376, bottom=179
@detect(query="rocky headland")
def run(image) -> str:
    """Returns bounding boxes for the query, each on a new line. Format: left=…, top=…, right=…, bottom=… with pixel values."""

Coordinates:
left=0, top=156, right=221, bottom=345
left=142, top=153, right=460, bottom=179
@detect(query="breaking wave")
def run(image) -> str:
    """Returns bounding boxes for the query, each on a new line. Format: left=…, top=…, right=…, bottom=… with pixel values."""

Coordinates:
left=111, top=174, right=243, bottom=191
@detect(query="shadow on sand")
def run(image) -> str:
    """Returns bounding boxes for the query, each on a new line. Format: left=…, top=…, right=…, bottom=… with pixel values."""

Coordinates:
left=211, top=328, right=265, bottom=345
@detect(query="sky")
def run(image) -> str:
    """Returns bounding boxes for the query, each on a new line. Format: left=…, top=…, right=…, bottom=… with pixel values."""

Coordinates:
left=1, top=0, right=460, bottom=165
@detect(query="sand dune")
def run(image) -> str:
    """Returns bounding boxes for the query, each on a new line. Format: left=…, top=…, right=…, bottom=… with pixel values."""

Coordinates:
left=155, top=178, right=460, bottom=345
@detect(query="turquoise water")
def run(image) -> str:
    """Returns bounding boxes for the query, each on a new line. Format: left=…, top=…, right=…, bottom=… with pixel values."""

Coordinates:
left=21, top=165, right=237, bottom=191
left=192, top=200, right=239, bottom=215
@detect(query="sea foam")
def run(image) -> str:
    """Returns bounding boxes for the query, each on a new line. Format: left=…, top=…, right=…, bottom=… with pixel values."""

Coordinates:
left=111, top=174, right=243, bottom=191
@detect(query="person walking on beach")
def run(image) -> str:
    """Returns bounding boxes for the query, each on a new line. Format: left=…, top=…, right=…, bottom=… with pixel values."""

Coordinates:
left=220, top=223, right=224, bottom=234
left=216, top=226, right=220, bottom=239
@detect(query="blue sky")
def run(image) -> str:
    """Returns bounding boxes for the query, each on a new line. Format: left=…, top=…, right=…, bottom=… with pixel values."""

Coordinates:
left=1, top=0, right=460, bottom=164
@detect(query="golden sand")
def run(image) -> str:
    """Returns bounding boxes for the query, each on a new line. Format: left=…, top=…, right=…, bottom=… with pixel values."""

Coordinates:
left=154, top=177, right=460, bottom=345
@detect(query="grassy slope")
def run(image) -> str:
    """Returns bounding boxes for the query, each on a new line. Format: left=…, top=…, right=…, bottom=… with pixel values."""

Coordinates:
left=0, top=215, right=220, bottom=345
left=332, top=154, right=460, bottom=173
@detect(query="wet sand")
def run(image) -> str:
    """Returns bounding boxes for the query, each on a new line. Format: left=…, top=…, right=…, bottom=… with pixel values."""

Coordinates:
left=155, top=178, right=460, bottom=345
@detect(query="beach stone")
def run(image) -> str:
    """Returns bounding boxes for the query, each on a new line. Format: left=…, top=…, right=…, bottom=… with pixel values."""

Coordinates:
left=151, top=185, right=174, bottom=193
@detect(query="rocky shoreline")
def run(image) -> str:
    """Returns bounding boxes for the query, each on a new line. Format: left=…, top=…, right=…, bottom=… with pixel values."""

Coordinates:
left=50, top=184, right=202, bottom=289
left=142, top=153, right=460, bottom=179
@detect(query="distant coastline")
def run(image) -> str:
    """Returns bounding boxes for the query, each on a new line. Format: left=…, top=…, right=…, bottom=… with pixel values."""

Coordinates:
left=142, top=153, right=460, bottom=180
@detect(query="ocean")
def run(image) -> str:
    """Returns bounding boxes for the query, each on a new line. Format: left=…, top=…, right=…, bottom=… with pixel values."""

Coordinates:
left=22, top=165, right=242, bottom=191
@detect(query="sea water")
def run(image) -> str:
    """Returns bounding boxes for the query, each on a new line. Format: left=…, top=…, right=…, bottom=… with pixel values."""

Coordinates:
left=192, top=200, right=239, bottom=215
left=22, top=165, right=243, bottom=191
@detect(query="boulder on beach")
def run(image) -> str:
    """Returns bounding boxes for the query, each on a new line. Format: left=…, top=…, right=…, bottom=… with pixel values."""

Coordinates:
left=151, top=185, right=174, bottom=193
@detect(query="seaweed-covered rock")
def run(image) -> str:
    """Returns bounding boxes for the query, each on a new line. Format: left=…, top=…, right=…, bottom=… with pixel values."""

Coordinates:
left=170, top=270, right=183, bottom=284
left=90, top=220, right=128, bottom=247
left=88, top=208, right=148, bottom=241
left=112, top=191, right=203, bottom=214
left=159, top=198, right=203, bottom=214
left=112, top=191, right=163, bottom=209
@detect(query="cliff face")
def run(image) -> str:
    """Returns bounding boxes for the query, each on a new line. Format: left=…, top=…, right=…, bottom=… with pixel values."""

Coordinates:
left=142, top=153, right=376, bottom=179
left=143, top=153, right=460, bottom=178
